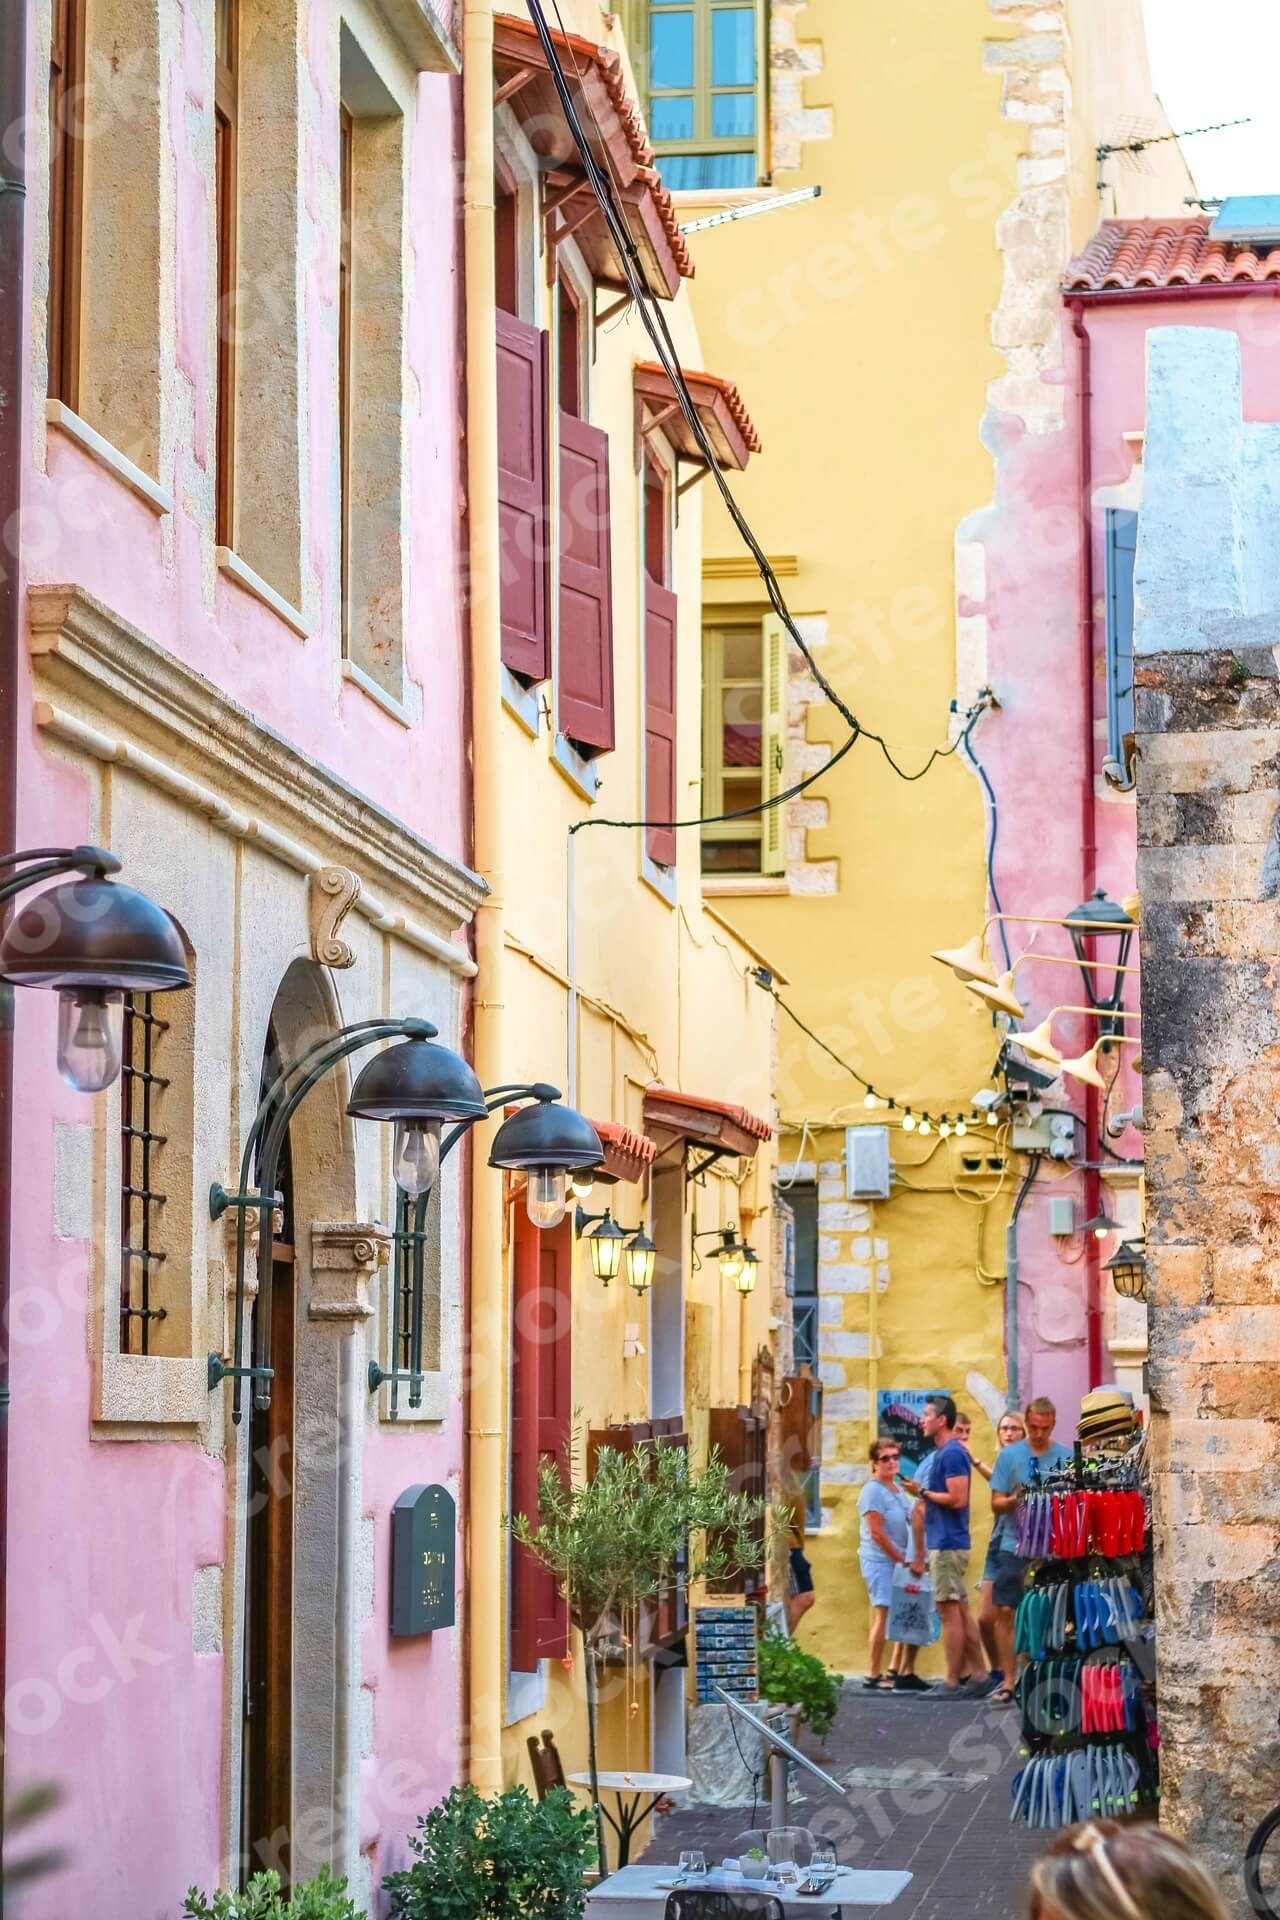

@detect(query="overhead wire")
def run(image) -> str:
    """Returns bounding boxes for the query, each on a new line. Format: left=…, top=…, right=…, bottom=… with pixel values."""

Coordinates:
left=525, top=0, right=998, bottom=836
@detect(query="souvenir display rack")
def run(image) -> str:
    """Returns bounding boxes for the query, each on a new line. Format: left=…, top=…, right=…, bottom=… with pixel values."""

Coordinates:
left=1010, top=1441, right=1159, bottom=1830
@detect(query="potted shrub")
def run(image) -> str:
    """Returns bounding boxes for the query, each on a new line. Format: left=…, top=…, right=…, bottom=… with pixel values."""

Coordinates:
left=757, top=1627, right=840, bottom=1740
left=508, top=1433, right=766, bottom=1862
left=183, top=1866, right=362, bottom=1918
left=383, top=1782, right=596, bottom=1920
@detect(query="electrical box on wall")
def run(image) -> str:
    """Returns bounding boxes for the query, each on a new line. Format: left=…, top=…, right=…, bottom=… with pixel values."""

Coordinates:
left=845, top=1125, right=891, bottom=1199
left=1049, top=1197, right=1075, bottom=1238
left=1013, top=1111, right=1077, bottom=1159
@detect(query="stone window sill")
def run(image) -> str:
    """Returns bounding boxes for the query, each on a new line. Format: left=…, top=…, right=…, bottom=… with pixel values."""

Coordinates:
left=502, top=665, right=543, bottom=738
left=46, top=401, right=172, bottom=516
left=93, top=1350, right=208, bottom=1433
left=342, top=657, right=419, bottom=728
left=551, top=732, right=602, bottom=802
left=701, top=875, right=790, bottom=897
left=372, top=1369, right=449, bottom=1425
left=216, top=546, right=309, bottom=638
left=641, top=851, right=677, bottom=907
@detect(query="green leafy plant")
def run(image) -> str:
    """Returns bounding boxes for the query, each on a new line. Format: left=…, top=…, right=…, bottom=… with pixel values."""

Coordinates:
left=383, top=1783, right=596, bottom=1920
left=508, top=1434, right=766, bottom=1646
left=758, top=1626, right=841, bottom=1736
left=182, top=1866, right=362, bottom=1919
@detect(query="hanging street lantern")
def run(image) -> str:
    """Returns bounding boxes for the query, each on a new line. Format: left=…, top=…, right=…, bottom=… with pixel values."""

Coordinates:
left=489, top=1093, right=603, bottom=1231
left=575, top=1205, right=628, bottom=1285
left=717, top=1228, right=746, bottom=1285
left=0, top=846, right=188, bottom=1091
left=625, top=1223, right=657, bottom=1295
left=1065, top=891, right=1136, bottom=1044
left=1105, top=1239, right=1147, bottom=1301
left=1080, top=1209, right=1123, bottom=1240
left=735, top=1245, right=760, bottom=1295
left=210, top=1025, right=601, bottom=1421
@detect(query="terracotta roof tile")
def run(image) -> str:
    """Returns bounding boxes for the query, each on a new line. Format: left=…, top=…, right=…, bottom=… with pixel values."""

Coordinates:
left=1065, top=217, right=1280, bottom=294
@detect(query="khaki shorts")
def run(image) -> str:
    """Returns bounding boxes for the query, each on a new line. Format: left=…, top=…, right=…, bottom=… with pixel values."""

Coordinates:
left=929, top=1547, right=971, bottom=1604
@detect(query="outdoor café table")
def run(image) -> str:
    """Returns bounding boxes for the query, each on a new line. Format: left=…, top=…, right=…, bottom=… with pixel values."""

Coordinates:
left=566, top=1771, right=692, bottom=1869
left=584, top=1864, right=914, bottom=1915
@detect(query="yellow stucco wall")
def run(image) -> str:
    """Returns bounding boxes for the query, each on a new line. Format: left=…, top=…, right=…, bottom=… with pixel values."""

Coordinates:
left=679, top=0, right=1186, bottom=1677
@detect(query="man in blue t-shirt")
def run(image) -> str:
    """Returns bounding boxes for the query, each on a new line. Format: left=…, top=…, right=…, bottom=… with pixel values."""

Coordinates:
left=989, top=1396, right=1072, bottom=1698
left=908, top=1395, right=989, bottom=1693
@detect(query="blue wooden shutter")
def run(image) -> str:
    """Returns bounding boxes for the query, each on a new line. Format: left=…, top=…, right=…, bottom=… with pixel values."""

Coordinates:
left=1104, top=509, right=1137, bottom=788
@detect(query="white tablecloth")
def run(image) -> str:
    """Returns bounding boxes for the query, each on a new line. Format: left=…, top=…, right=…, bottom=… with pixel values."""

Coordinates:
left=586, top=1864, right=913, bottom=1915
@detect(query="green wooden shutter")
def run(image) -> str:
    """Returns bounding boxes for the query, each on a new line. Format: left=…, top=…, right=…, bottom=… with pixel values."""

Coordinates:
left=760, top=613, right=787, bottom=874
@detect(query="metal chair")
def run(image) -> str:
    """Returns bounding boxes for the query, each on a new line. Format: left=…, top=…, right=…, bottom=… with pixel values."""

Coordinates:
left=526, top=1728, right=568, bottom=1801
left=664, top=1892, right=786, bottom=1920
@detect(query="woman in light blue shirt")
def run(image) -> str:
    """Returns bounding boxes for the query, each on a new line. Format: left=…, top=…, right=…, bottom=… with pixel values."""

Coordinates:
left=856, top=1437, right=927, bottom=1690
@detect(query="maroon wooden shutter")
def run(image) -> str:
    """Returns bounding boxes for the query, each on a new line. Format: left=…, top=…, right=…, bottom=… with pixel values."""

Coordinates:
left=557, top=414, right=615, bottom=752
left=645, top=581, right=678, bottom=865
left=497, top=311, right=550, bottom=682
left=510, top=1212, right=571, bottom=1671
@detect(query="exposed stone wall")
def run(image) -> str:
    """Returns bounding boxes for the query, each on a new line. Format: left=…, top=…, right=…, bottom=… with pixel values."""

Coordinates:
left=1137, top=327, right=1280, bottom=1903
left=769, top=2, right=830, bottom=174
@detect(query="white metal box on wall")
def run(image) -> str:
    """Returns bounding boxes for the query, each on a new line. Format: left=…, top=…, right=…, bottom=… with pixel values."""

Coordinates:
left=845, top=1125, right=891, bottom=1199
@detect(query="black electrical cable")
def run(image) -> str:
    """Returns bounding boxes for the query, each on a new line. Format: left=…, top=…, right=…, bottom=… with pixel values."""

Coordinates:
left=525, top=0, right=991, bottom=793
left=961, top=719, right=1012, bottom=971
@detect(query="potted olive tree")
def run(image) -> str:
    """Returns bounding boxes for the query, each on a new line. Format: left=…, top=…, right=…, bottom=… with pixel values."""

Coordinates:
left=508, top=1435, right=766, bottom=1864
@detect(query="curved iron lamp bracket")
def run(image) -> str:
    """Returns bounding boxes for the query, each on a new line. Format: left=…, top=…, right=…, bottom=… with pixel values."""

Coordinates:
left=370, top=1082, right=562, bottom=1418
left=209, top=1015, right=437, bottom=1423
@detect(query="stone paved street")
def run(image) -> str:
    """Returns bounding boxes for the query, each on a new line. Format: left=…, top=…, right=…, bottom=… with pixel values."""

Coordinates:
left=646, top=1685, right=1045, bottom=1919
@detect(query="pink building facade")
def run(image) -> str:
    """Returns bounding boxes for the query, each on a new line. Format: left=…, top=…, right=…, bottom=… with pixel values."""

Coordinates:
left=3, top=0, right=477, bottom=1909
left=965, top=217, right=1280, bottom=1415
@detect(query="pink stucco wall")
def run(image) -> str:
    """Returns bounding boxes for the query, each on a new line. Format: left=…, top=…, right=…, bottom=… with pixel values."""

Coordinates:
left=9, top=8, right=469, bottom=1911
left=968, top=287, right=1280, bottom=1416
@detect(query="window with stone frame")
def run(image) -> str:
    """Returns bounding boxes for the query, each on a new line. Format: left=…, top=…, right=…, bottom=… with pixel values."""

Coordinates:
left=630, top=0, right=765, bottom=192
left=701, top=614, right=787, bottom=874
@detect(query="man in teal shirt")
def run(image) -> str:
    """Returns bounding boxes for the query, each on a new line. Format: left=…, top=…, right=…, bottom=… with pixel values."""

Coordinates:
left=988, top=1396, right=1072, bottom=1701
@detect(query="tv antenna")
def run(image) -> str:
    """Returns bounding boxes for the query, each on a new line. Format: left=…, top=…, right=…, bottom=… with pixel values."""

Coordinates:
left=1096, top=117, right=1251, bottom=198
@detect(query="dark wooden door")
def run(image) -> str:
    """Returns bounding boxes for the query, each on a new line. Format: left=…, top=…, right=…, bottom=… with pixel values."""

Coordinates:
left=242, top=1134, right=295, bottom=1885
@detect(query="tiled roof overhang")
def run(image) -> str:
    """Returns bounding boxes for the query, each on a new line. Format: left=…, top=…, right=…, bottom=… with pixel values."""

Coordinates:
left=643, top=1086, right=772, bottom=1162
left=634, top=362, right=761, bottom=471
left=493, top=15, right=693, bottom=300
left=1065, top=217, right=1280, bottom=295
left=588, top=1118, right=657, bottom=1186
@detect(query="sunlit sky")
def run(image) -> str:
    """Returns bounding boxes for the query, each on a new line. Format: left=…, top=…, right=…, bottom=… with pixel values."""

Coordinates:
left=1143, top=0, right=1280, bottom=199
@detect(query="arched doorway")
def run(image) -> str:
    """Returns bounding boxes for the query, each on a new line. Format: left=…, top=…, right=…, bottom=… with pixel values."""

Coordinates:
left=234, top=961, right=364, bottom=1889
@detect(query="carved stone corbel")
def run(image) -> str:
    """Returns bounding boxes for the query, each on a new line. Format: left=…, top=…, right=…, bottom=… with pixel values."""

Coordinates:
left=307, top=1220, right=391, bottom=1322
left=309, top=865, right=362, bottom=969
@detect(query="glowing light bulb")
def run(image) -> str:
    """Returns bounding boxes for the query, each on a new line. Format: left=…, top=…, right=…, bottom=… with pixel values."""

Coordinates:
left=902, top=1110, right=916, bottom=1133
left=526, top=1167, right=568, bottom=1230
left=864, top=1089, right=879, bottom=1110
left=955, top=1117, right=968, bottom=1137
left=392, top=1118, right=442, bottom=1199
left=918, top=1117, right=932, bottom=1137
left=56, top=988, right=124, bottom=1092
left=939, top=1118, right=952, bottom=1138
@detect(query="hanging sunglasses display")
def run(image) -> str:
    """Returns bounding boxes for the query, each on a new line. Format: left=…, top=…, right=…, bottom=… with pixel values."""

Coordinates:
left=1009, top=1443, right=1159, bottom=1831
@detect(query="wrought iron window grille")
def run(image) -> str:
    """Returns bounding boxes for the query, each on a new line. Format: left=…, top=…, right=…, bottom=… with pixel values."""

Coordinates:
left=120, top=992, right=170, bottom=1353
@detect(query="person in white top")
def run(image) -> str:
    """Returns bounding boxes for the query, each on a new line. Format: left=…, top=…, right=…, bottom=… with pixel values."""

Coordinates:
left=856, top=1437, right=927, bottom=1692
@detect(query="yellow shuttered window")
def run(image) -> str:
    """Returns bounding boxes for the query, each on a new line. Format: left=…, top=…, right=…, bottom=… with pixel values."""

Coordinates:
left=701, top=614, right=787, bottom=876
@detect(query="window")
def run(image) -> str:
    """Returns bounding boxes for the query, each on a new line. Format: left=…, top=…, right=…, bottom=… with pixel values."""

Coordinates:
left=701, top=613, right=786, bottom=874
left=119, top=994, right=169, bottom=1354
left=495, top=176, right=520, bottom=317
left=337, top=27, right=408, bottom=699
left=557, top=277, right=583, bottom=419
left=645, top=0, right=762, bottom=191
left=48, top=0, right=84, bottom=406
left=214, top=0, right=239, bottom=548
left=509, top=1211, right=571, bottom=1672
left=644, top=458, right=678, bottom=867
left=1104, top=509, right=1138, bottom=790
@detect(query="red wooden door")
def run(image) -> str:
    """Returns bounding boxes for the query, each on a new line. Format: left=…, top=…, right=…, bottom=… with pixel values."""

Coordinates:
left=497, top=311, right=550, bottom=681
left=645, top=582, right=678, bottom=865
left=557, top=413, right=615, bottom=752
left=510, top=1212, right=571, bottom=1669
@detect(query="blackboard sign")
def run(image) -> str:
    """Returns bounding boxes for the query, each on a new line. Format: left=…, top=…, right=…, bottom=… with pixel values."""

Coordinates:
left=390, top=1484, right=456, bottom=1636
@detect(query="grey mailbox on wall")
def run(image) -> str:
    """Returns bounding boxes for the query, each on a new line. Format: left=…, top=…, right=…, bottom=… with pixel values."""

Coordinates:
left=390, top=1483, right=457, bottom=1636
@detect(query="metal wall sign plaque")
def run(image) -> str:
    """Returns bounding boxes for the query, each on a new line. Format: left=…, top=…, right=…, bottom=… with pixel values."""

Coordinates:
left=390, top=1483, right=457, bottom=1635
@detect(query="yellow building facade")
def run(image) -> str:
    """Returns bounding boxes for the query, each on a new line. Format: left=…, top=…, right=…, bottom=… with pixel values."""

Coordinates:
left=461, top=0, right=783, bottom=1809
left=620, top=0, right=1190, bottom=1675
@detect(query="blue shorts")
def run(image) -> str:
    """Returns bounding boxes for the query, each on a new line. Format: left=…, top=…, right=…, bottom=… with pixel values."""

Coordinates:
left=789, top=1547, right=814, bottom=1595
left=980, top=1540, right=1004, bottom=1585
left=859, top=1553, right=895, bottom=1609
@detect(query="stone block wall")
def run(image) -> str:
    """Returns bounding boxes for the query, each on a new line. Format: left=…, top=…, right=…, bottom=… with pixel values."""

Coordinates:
left=1137, top=327, right=1280, bottom=1902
